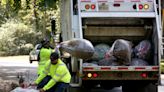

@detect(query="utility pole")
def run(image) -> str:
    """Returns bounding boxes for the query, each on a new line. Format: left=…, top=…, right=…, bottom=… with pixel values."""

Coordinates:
left=43, top=0, right=47, bottom=38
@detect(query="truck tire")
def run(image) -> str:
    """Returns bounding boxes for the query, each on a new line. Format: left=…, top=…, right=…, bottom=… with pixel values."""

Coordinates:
left=65, top=86, right=70, bottom=92
left=122, top=83, right=157, bottom=92
left=80, top=87, right=91, bottom=92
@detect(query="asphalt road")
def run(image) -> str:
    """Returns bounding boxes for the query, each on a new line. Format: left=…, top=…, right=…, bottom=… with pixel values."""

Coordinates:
left=0, top=56, right=164, bottom=92
left=0, top=56, right=38, bottom=83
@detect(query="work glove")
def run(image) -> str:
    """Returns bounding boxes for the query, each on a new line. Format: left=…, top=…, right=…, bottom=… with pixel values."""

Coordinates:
left=29, top=83, right=37, bottom=86
left=39, top=88, right=45, bottom=92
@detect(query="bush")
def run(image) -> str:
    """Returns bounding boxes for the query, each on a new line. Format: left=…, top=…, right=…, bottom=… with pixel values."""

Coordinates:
left=0, top=19, right=43, bottom=56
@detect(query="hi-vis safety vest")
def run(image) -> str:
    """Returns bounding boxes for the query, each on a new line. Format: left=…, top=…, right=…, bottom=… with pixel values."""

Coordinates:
left=38, top=48, right=53, bottom=75
left=35, top=59, right=71, bottom=91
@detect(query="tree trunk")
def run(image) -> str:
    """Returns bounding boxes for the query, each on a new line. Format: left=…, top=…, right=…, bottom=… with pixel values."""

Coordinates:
left=14, top=0, right=21, bottom=12
left=33, top=0, right=39, bottom=30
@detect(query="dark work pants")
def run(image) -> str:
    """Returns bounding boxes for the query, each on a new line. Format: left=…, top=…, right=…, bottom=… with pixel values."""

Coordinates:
left=37, top=75, right=69, bottom=92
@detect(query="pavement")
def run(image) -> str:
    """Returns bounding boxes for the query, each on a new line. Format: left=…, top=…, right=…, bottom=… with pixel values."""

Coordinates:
left=0, top=55, right=38, bottom=82
left=0, top=55, right=38, bottom=67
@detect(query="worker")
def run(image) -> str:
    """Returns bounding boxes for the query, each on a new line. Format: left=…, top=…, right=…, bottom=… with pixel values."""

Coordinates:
left=32, top=52, right=71, bottom=92
left=37, top=38, right=54, bottom=75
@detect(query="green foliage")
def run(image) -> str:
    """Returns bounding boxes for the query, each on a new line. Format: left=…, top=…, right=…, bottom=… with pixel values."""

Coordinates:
left=0, top=19, right=43, bottom=56
left=13, top=0, right=21, bottom=11
left=1, top=0, right=14, bottom=6
left=0, top=0, right=60, bottom=56
left=35, top=0, right=57, bottom=10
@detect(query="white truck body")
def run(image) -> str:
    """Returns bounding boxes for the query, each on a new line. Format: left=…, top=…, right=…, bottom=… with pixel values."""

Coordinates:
left=60, top=0, right=162, bottom=92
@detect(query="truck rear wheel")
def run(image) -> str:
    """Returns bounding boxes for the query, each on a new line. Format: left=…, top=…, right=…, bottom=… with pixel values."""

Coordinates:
left=80, top=87, right=91, bottom=92
left=122, top=83, right=157, bottom=92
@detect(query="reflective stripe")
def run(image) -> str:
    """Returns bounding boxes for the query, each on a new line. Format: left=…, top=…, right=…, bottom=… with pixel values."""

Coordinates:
left=52, top=77, right=57, bottom=82
left=54, top=64, right=65, bottom=75
left=40, top=59, right=48, bottom=61
left=45, top=67, right=49, bottom=70
left=55, top=73, right=61, bottom=77
left=42, top=70, right=48, bottom=75
left=47, top=63, right=51, bottom=73
left=46, top=63, right=66, bottom=82
left=39, top=62, right=45, bottom=65
left=60, top=72, right=67, bottom=79
left=46, top=63, right=65, bottom=74
left=53, top=64, right=67, bottom=82
left=54, top=72, right=67, bottom=77
left=41, top=62, right=51, bottom=75
left=52, top=72, right=67, bottom=83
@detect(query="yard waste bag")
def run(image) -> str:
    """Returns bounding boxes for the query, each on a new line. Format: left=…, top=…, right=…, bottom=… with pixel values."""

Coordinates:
left=83, top=62, right=98, bottom=66
left=59, top=38, right=95, bottom=59
left=10, top=87, right=39, bottom=92
left=92, top=43, right=110, bottom=60
left=134, top=40, right=151, bottom=60
left=106, top=39, right=132, bottom=65
left=98, top=56, right=118, bottom=66
left=130, top=58, right=149, bottom=66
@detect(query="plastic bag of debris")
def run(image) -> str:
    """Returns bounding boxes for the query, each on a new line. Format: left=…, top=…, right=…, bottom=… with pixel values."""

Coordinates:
left=134, top=40, right=151, bottom=60
left=91, top=43, right=110, bottom=60
left=11, top=87, right=39, bottom=92
left=130, top=58, right=149, bottom=66
left=106, top=39, right=132, bottom=65
left=59, top=38, right=95, bottom=59
left=98, top=56, right=118, bottom=66
left=83, top=62, right=98, bottom=66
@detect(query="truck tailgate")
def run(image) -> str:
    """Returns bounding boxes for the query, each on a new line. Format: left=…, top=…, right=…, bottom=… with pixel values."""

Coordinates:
left=82, top=66, right=159, bottom=80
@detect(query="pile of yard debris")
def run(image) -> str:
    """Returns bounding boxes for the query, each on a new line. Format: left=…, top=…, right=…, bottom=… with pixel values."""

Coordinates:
left=0, top=78, right=18, bottom=92
left=0, top=70, right=38, bottom=92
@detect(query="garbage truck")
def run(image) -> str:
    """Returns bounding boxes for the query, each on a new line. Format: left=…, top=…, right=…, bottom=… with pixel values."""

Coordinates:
left=60, top=0, right=163, bottom=92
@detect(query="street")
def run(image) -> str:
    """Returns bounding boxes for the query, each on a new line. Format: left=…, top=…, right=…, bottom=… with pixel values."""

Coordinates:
left=0, top=56, right=164, bottom=92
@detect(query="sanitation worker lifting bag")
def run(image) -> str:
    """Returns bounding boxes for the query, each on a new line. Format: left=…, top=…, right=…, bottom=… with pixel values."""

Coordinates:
left=59, top=39, right=95, bottom=59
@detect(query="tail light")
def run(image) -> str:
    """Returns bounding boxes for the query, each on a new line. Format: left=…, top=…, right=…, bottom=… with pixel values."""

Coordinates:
left=144, top=4, right=149, bottom=10
left=85, top=4, right=90, bottom=10
left=87, top=73, right=98, bottom=78
left=91, top=4, right=96, bottom=9
left=87, top=73, right=92, bottom=78
left=141, top=73, right=147, bottom=78
left=139, top=4, right=143, bottom=10
left=93, top=73, right=98, bottom=78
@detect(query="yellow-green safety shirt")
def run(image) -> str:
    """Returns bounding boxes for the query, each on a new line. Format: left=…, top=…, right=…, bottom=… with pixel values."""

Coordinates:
left=35, top=59, right=71, bottom=91
left=38, top=48, right=53, bottom=75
